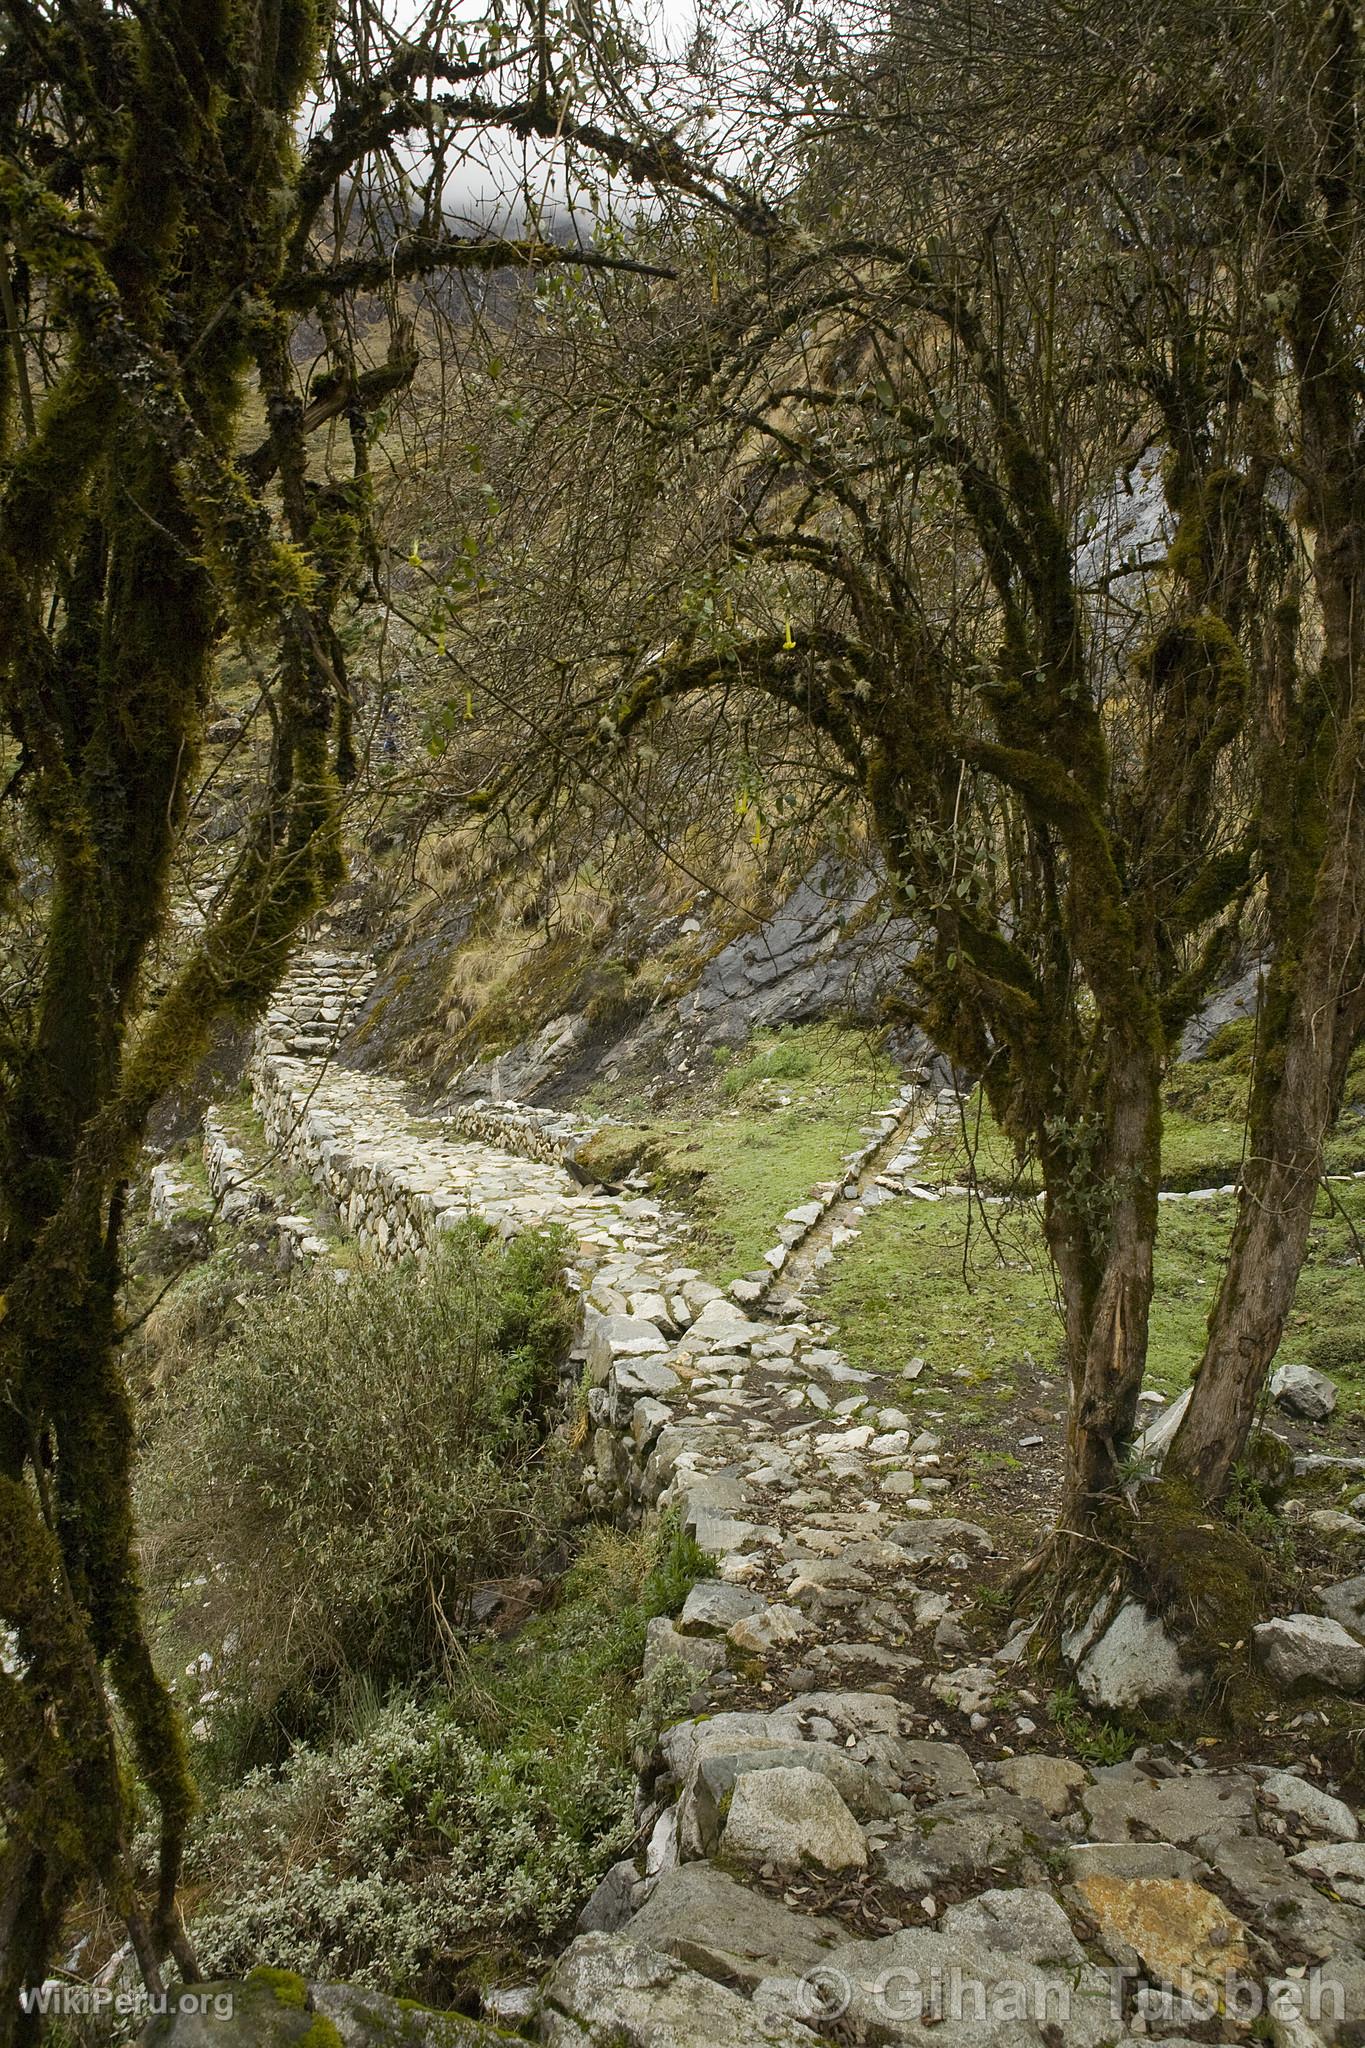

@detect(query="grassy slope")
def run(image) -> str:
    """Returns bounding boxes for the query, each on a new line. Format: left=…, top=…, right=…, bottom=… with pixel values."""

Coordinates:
left=583, top=1025, right=900, bottom=1280
left=820, top=1176, right=1365, bottom=1420
left=919, top=1024, right=1365, bottom=1196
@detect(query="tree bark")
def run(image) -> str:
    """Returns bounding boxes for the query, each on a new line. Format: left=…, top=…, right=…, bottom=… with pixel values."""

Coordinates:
left=1169, top=757, right=1365, bottom=1498
left=1045, top=1030, right=1161, bottom=1529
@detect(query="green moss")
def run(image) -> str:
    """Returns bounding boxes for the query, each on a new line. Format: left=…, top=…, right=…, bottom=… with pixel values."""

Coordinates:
left=296, top=2018, right=344, bottom=2048
left=249, top=1968, right=310, bottom=2009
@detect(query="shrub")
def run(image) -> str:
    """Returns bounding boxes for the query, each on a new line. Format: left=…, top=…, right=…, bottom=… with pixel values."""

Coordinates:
left=178, top=1520, right=709, bottom=1998
left=140, top=1222, right=576, bottom=1726
left=184, top=1697, right=634, bottom=1996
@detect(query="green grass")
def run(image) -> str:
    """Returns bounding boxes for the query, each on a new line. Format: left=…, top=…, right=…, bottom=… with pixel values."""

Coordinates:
left=917, top=1027, right=1365, bottom=1196
left=582, top=1024, right=900, bottom=1280
left=818, top=1177, right=1365, bottom=1412
left=818, top=1196, right=1062, bottom=1385
left=918, top=1094, right=1038, bottom=1193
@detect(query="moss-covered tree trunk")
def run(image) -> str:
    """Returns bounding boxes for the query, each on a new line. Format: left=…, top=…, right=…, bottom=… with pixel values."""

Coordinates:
left=1043, top=1034, right=1161, bottom=1530
left=0, top=0, right=717, bottom=2015
left=1168, top=0, right=1365, bottom=1501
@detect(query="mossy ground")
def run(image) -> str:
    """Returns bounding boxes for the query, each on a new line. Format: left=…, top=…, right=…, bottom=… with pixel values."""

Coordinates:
left=582, top=1023, right=900, bottom=1280
left=818, top=1177, right=1365, bottom=1417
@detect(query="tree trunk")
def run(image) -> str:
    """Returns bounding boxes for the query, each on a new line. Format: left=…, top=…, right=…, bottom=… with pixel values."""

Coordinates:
left=1169, top=780, right=1365, bottom=1498
left=1045, top=1032, right=1162, bottom=1531
left=1170, top=444, right=1365, bottom=1497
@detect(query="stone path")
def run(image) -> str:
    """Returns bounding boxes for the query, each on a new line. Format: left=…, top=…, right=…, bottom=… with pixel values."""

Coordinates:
left=220, top=949, right=686, bottom=1271
left=555, top=1254, right=1365, bottom=2048
left=223, top=944, right=1365, bottom=2047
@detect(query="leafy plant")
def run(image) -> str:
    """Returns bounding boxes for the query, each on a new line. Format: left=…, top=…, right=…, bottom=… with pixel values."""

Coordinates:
left=1046, top=1685, right=1137, bottom=1765
left=140, top=1223, right=577, bottom=1732
left=176, top=1520, right=709, bottom=1999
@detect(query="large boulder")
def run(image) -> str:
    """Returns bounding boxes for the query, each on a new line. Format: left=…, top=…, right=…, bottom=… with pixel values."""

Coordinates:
left=540, top=1933, right=819, bottom=2047
left=1320, top=1574, right=1365, bottom=1643
left=721, top=1765, right=868, bottom=1872
left=1066, top=1596, right=1201, bottom=1713
left=754, top=1925, right=1123, bottom=2048
left=1254, top=1613, right=1365, bottom=1693
left=1270, top=1362, right=1338, bottom=1420
left=622, top=1864, right=843, bottom=1991
left=1081, top=1763, right=1256, bottom=1852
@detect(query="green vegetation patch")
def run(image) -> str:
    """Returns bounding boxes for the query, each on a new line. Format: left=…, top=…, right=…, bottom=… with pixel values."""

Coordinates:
left=582, top=1024, right=899, bottom=1280
left=818, top=1180, right=1365, bottom=1411
left=179, top=1518, right=707, bottom=2000
left=140, top=1223, right=578, bottom=1734
left=919, top=1028, right=1365, bottom=1197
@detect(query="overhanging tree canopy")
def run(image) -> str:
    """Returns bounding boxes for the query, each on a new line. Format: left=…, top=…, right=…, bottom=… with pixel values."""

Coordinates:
left=0, top=0, right=748, bottom=2012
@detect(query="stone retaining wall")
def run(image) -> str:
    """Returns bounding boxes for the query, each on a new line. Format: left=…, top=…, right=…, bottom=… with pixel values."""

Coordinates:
left=438, top=1099, right=591, bottom=1167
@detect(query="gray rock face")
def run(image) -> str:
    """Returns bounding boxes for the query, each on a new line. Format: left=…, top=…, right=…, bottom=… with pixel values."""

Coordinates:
left=1081, top=1764, right=1256, bottom=1851
left=722, top=1765, right=868, bottom=1872
left=1291, top=1841, right=1365, bottom=1908
left=577, top=1857, right=642, bottom=1934
left=889, top=1516, right=994, bottom=1561
left=1178, top=961, right=1262, bottom=1060
left=679, top=1740, right=891, bottom=1858
left=644, top=1615, right=725, bottom=1680
left=897, top=1739, right=981, bottom=1800
left=679, top=1581, right=766, bottom=1634
left=938, top=1888, right=1085, bottom=1965
left=309, top=1987, right=497, bottom=2048
left=588, top=1316, right=672, bottom=1383
left=680, top=858, right=918, bottom=1044
left=623, top=1864, right=842, bottom=1991
left=541, top=1935, right=820, bottom=2047
left=1320, top=1574, right=1365, bottom=1643
left=1130, top=1386, right=1191, bottom=1472
left=756, top=1926, right=1121, bottom=2048
left=1254, top=1612, right=1365, bottom=1692
left=1212, top=1834, right=1365, bottom=1962
left=728, top=1603, right=814, bottom=1656
left=1270, top=1361, right=1338, bottom=1420
left=681, top=1300, right=767, bottom=1350
left=1259, top=1770, right=1360, bottom=1843
left=1064, top=1840, right=1207, bottom=1884
left=1070, top=1598, right=1200, bottom=1713
left=876, top=1792, right=1057, bottom=1891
